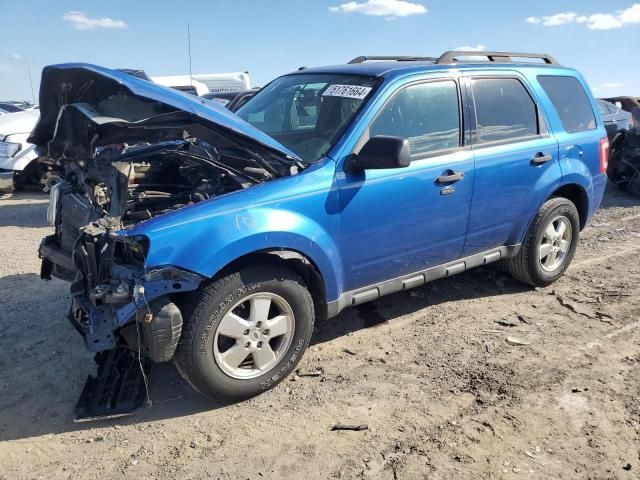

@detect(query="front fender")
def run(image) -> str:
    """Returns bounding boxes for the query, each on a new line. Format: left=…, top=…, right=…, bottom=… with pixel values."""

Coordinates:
left=121, top=161, right=343, bottom=301
left=145, top=208, right=341, bottom=301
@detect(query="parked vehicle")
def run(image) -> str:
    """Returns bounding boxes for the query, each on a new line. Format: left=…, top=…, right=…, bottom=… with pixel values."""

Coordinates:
left=117, top=69, right=151, bottom=81
left=598, top=99, right=632, bottom=141
left=35, top=53, right=607, bottom=407
left=152, top=73, right=251, bottom=97
left=202, top=88, right=259, bottom=111
left=0, top=102, right=25, bottom=113
left=0, top=109, right=52, bottom=192
left=191, top=72, right=251, bottom=93
left=608, top=118, right=640, bottom=195
left=602, top=96, right=640, bottom=114
left=151, top=75, right=209, bottom=96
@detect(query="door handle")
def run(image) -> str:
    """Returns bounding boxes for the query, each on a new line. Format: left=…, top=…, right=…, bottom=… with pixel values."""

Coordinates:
left=436, top=170, right=464, bottom=183
left=531, top=153, right=553, bottom=164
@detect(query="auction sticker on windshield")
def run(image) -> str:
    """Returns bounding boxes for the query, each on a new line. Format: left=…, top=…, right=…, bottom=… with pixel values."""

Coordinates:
left=322, top=85, right=372, bottom=100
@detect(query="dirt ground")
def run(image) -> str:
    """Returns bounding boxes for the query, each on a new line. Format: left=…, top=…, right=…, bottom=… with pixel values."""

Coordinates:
left=0, top=185, right=639, bottom=480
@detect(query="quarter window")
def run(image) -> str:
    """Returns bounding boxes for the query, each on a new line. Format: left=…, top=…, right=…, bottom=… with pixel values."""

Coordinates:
left=538, top=76, right=596, bottom=133
left=369, top=80, right=461, bottom=157
left=470, top=78, right=539, bottom=144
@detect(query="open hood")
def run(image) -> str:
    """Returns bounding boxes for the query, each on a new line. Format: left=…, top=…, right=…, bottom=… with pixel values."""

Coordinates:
left=28, top=63, right=301, bottom=163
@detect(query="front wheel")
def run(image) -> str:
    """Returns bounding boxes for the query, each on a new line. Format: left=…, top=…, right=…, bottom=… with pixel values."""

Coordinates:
left=175, top=265, right=314, bottom=401
left=506, top=197, right=580, bottom=287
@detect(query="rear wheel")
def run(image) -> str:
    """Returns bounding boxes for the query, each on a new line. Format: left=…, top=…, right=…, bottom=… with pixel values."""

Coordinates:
left=175, top=265, right=314, bottom=401
left=506, top=197, right=580, bottom=287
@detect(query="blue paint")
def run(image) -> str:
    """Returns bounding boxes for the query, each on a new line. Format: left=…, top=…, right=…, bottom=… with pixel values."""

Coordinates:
left=118, top=62, right=606, bottom=300
left=39, top=61, right=607, bottom=350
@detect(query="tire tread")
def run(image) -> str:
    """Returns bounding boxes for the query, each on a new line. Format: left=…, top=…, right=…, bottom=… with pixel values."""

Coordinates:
left=507, top=197, right=579, bottom=287
left=175, top=265, right=313, bottom=400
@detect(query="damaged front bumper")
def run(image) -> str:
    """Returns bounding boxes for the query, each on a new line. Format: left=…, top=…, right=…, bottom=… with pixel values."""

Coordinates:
left=40, top=228, right=203, bottom=356
left=68, top=266, right=202, bottom=352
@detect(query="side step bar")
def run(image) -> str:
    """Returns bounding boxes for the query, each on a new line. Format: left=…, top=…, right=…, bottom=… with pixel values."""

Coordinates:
left=327, top=245, right=520, bottom=317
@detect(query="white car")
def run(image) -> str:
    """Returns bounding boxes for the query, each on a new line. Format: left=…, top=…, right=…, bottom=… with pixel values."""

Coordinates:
left=0, top=109, right=40, bottom=192
left=151, top=72, right=252, bottom=96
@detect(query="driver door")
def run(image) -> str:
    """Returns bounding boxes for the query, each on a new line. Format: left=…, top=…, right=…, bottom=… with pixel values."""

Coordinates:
left=336, top=79, right=474, bottom=292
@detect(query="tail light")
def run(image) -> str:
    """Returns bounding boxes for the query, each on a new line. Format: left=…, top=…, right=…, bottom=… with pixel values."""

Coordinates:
left=599, top=137, right=609, bottom=173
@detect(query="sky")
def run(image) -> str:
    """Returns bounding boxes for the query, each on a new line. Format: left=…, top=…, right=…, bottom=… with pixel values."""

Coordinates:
left=0, top=0, right=638, bottom=102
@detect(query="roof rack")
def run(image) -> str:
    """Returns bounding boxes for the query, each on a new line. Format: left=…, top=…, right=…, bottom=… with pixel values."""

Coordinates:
left=348, top=55, right=437, bottom=64
left=435, top=51, right=559, bottom=65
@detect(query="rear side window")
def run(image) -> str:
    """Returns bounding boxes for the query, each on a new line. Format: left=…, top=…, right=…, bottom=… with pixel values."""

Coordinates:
left=470, top=78, right=538, bottom=144
left=538, top=76, right=596, bottom=133
left=369, top=80, right=460, bottom=157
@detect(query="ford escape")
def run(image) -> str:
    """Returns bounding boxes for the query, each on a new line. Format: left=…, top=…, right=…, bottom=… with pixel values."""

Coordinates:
left=34, top=51, right=608, bottom=409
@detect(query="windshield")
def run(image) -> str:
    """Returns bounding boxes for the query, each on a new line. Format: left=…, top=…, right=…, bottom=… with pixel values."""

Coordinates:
left=236, top=74, right=377, bottom=163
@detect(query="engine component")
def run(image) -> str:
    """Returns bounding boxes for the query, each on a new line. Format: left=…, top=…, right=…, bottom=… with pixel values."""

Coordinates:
left=59, top=193, right=95, bottom=252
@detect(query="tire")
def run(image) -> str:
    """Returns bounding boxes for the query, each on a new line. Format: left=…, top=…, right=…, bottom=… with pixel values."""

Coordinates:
left=175, top=264, right=314, bottom=401
left=506, top=197, right=580, bottom=287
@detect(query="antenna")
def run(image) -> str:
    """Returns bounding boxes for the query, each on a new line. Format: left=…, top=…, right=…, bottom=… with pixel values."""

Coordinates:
left=187, top=23, right=193, bottom=87
left=27, top=65, right=35, bottom=105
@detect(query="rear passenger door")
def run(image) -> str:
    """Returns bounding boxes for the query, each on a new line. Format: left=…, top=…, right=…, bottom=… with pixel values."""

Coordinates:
left=462, top=74, right=561, bottom=256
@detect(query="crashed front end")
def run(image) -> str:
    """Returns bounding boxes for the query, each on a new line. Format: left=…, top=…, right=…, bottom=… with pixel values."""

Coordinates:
left=41, top=213, right=202, bottom=356
left=32, top=63, right=301, bottom=363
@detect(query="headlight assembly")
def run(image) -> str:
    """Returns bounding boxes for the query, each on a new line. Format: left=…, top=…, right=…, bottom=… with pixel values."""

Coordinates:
left=0, top=141, right=21, bottom=159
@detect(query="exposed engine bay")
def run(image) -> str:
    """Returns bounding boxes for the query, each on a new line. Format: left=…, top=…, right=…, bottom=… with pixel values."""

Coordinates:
left=28, top=63, right=311, bottom=419
left=52, top=138, right=283, bottom=232
left=39, top=133, right=298, bottom=361
left=33, top=64, right=303, bottom=364
left=41, top=137, right=295, bottom=283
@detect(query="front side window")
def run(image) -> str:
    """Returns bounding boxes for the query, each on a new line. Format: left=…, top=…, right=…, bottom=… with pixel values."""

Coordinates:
left=368, top=80, right=461, bottom=157
left=236, top=74, right=377, bottom=163
left=471, top=77, right=539, bottom=144
left=538, top=76, right=596, bottom=133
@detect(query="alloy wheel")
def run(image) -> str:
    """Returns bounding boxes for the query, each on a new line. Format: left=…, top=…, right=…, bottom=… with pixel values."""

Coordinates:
left=213, top=292, right=295, bottom=379
left=538, top=215, right=573, bottom=272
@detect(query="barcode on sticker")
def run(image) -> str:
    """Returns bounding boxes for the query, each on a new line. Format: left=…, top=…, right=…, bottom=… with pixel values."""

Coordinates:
left=322, top=85, right=372, bottom=100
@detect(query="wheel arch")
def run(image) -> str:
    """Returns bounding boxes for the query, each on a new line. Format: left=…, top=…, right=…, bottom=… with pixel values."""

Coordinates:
left=518, top=181, right=590, bottom=246
left=214, top=248, right=329, bottom=322
left=549, top=183, right=589, bottom=230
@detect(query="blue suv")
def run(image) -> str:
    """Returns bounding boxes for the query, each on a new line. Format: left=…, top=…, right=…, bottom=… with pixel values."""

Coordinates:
left=35, top=51, right=608, bottom=403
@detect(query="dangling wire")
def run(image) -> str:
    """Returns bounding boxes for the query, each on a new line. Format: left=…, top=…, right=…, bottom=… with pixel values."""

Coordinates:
left=136, top=304, right=152, bottom=408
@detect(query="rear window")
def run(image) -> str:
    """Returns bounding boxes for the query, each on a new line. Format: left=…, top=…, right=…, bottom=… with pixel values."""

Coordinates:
left=538, top=76, right=596, bottom=133
left=470, top=78, right=538, bottom=144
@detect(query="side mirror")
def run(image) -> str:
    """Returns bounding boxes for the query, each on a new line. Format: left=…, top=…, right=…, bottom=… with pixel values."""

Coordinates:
left=346, top=136, right=411, bottom=172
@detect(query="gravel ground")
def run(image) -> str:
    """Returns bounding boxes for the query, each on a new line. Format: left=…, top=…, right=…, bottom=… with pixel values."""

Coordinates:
left=0, top=185, right=639, bottom=480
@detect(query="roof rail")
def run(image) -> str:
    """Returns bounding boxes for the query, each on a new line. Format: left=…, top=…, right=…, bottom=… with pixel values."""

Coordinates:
left=436, top=51, right=559, bottom=65
left=348, top=55, right=437, bottom=64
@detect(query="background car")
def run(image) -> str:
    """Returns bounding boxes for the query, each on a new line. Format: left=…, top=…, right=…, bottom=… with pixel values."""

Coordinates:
left=602, top=96, right=640, bottom=114
left=202, top=88, right=259, bottom=111
left=597, top=99, right=632, bottom=141
left=0, top=109, right=47, bottom=193
left=0, top=102, right=25, bottom=113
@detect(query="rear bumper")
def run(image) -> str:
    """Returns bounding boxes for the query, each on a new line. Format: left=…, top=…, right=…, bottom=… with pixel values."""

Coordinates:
left=587, top=173, right=608, bottom=223
left=0, top=169, right=14, bottom=193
